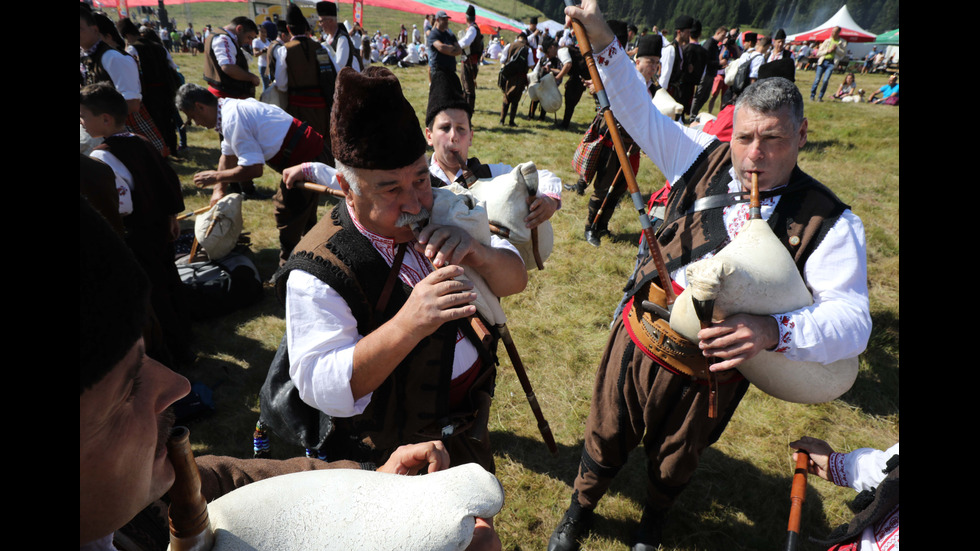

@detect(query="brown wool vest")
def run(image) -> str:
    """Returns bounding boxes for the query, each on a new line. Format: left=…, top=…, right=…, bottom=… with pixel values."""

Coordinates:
left=203, top=28, right=254, bottom=98
left=262, top=202, right=493, bottom=463
left=284, top=37, right=324, bottom=97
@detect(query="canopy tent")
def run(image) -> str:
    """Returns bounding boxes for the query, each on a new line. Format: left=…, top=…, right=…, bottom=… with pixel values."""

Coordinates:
left=536, top=19, right=565, bottom=37
left=94, top=0, right=526, bottom=34
left=874, top=28, right=899, bottom=45
left=786, top=5, right=876, bottom=44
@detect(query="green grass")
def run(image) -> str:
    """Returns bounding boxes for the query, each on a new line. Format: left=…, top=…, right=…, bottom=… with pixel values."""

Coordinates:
left=114, top=3, right=898, bottom=550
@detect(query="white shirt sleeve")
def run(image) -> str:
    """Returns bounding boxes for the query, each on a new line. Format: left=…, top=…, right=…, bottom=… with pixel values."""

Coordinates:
left=301, top=162, right=341, bottom=191
left=776, top=210, right=872, bottom=364
left=274, top=45, right=289, bottom=92
left=334, top=34, right=355, bottom=70
left=658, top=44, right=674, bottom=89
left=102, top=50, right=142, bottom=101
left=557, top=47, right=572, bottom=66
left=286, top=270, right=370, bottom=418
left=830, top=443, right=899, bottom=492
left=459, top=26, right=477, bottom=48
left=90, top=149, right=134, bottom=216
left=749, top=52, right=764, bottom=78
left=219, top=102, right=262, bottom=166
left=212, top=33, right=239, bottom=67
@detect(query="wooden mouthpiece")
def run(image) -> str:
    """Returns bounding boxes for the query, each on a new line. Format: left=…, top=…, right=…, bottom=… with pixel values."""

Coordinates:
left=749, top=173, right=761, bottom=219
left=166, top=426, right=214, bottom=551
left=453, top=151, right=478, bottom=187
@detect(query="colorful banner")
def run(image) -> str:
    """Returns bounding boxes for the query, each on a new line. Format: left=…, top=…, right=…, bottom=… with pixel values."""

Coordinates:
left=93, top=0, right=526, bottom=34
left=354, top=0, right=363, bottom=26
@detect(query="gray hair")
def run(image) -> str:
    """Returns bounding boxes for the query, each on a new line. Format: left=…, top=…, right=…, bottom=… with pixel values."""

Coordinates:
left=174, top=82, right=217, bottom=112
left=733, top=77, right=804, bottom=130
left=334, top=160, right=362, bottom=196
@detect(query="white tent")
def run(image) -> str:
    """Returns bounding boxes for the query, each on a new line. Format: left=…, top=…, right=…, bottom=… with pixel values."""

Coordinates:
left=786, top=5, right=876, bottom=44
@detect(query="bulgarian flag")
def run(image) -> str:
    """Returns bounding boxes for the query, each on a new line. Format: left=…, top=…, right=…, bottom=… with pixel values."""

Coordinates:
left=94, top=0, right=526, bottom=35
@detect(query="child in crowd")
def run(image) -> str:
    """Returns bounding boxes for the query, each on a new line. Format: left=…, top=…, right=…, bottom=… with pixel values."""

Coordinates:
left=80, top=82, right=190, bottom=367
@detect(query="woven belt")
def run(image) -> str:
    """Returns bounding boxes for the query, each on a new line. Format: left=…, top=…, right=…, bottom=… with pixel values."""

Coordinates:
left=624, top=282, right=741, bottom=384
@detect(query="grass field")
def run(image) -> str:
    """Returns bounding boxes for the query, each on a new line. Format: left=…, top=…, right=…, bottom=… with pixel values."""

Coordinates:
left=104, top=3, right=898, bottom=550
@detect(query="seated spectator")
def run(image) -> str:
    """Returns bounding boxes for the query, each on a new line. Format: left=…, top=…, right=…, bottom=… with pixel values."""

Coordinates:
left=833, top=72, right=858, bottom=101
left=382, top=42, right=407, bottom=65
left=868, top=74, right=899, bottom=104
left=80, top=82, right=189, bottom=368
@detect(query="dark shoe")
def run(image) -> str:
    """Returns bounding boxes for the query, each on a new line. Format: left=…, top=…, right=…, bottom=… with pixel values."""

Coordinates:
left=575, top=181, right=587, bottom=196
left=630, top=508, right=666, bottom=551
left=584, top=229, right=601, bottom=247
left=548, top=500, right=594, bottom=551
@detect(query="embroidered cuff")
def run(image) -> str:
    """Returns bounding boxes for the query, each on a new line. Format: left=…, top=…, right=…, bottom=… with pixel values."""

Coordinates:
left=301, top=162, right=313, bottom=182
left=594, top=40, right=621, bottom=68
left=828, top=451, right=847, bottom=487
left=772, top=314, right=795, bottom=353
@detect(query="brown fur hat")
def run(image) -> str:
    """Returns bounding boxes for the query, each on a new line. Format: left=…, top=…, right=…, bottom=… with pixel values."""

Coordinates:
left=331, top=66, right=426, bottom=170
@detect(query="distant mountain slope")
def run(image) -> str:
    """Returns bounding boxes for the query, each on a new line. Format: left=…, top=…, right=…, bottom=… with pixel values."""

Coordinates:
left=516, top=0, right=897, bottom=35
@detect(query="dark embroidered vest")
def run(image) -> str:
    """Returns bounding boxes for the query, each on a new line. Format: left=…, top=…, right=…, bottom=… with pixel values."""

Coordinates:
left=260, top=202, right=492, bottom=464
left=130, top=38, right=174, bottom=90
left=464, top=23, right=483, bottom=64
left=629, top=140, right=849, bottom=297
left=97, top=134, right=184, bottom=244
left=668, top=40, right=683, bottom=89
left=80, top=41, right=115, bottom=87
left=203, top=28, right=254, bottom=98
left=429, top=156, right=493, bottom=188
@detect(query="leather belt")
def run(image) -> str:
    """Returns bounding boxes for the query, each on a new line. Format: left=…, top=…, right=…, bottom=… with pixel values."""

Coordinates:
left=624, top=282, right=742, bottom=384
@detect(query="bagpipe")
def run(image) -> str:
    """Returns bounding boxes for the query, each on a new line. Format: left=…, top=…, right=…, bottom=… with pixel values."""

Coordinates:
left=563, top=2, right=858, bottom=406
left=297, top=160, right=559, bottom=455
left=167, top=426, right=504, bottom=551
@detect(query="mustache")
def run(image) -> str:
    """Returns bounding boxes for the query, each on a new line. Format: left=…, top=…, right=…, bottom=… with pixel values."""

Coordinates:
left=396, top=208, right=431, bottom=229
left=158, top=407, right=177, bottom=454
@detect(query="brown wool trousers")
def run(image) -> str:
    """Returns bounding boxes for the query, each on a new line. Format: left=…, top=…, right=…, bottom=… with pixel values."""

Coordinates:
left=571, top=315, right=749, bottom=513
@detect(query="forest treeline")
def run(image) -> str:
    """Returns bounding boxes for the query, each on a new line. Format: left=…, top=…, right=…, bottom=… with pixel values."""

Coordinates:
left=527, top=0, right=898, bottom=35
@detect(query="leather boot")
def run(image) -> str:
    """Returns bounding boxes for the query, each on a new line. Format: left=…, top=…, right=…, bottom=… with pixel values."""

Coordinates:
left=584, top=228, right=601, bottom=247
left=630, top=507, right=667, bottom=551
left=548, top=498, right=595, bottom=551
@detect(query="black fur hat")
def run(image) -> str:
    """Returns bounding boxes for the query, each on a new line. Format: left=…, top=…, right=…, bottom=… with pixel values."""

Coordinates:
left=636, top=34, right=663, bottom=57
left=316, top=1, right=337, bottom=17
left=426, top=69, right=471, bottom=127
left=286, top=3, right=309, bottom=32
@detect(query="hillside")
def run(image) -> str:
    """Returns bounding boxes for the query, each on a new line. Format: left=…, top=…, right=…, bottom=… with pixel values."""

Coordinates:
left=519, top=0, right=898, bottom=35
